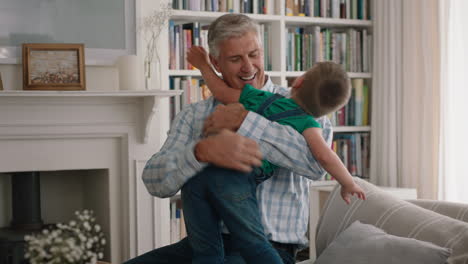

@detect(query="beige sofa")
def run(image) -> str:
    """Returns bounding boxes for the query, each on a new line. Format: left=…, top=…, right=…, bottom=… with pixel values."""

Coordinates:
left=299, top=178, right=468, bottom=264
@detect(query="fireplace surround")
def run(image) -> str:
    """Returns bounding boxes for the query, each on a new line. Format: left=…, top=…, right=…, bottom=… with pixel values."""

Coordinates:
left=0, top=91, right=180, bottom=263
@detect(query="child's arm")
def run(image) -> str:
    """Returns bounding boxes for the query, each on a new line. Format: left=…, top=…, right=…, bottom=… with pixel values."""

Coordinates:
left=303, top=127, right=366, bottom=204
left=187, top=46, right=240, bottom=104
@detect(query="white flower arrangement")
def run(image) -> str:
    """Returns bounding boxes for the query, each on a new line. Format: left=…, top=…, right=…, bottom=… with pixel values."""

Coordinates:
left=138, top=3, right=173, bottom=81
left=25, top=210, right=106, bottom=264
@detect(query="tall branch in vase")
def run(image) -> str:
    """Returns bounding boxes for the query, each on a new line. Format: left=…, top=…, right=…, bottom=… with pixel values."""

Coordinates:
left=138, top=3, right=172, bottom=89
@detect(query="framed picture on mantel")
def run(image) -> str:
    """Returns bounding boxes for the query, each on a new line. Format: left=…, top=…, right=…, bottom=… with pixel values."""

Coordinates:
left=22, top=43, right=86, bottom=90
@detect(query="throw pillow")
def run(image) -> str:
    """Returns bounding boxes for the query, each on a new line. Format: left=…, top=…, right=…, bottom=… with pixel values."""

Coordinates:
left=315, top=221, right=451, bottom=264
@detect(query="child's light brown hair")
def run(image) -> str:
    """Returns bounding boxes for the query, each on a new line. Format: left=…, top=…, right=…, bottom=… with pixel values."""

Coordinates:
left=297, top=61, right=351, bottom=117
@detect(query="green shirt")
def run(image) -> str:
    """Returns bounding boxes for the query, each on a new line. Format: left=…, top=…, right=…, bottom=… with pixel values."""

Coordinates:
left=239, top=84, right=321, bottom=176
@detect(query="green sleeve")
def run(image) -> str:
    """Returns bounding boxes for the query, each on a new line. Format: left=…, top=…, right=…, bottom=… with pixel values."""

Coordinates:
left=239, top=84, right=274, bottom=112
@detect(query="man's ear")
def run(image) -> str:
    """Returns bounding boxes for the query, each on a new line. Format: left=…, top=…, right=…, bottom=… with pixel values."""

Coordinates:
left=210, top=54, right=221, bottom=73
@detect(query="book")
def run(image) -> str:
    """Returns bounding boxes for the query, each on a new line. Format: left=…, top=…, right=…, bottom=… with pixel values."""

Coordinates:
left=182, top=22, right=200, bottom=69
left=362, top=83, right=369, bottom=125
left=295, top=28, right=303, bottom=71
left=352, top=78, right=364, bottom=126
left=201, top=80, right=212, bottom=99
left=169, top=21, right=176, bottom=69
left=286, top=0, right=294, bottom=16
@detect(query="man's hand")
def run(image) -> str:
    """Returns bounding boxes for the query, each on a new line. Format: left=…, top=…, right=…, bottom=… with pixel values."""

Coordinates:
left=195, top=129, right=263, bottom=172
left=203, top=103, right=249, bottom=136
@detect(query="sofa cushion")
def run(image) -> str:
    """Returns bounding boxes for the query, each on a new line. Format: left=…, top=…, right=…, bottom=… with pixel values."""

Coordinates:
left=314, top=221, right=451, bottom=264
left=315, top=178, right=468, bottom=264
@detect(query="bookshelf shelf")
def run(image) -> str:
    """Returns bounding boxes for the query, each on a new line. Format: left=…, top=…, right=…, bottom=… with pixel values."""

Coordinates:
left=171, top=10, right=282, bottom=22
left=169, top=70, right=202, bottom=76
left=171, top=10, right=372, bottom=27
left=347, top=72, right=372, bottom=79
left=333, top=126, right=371, bottom=132
left=285, top=71, right=371, bottom=78
left=284, top=16, right=372, bottom=27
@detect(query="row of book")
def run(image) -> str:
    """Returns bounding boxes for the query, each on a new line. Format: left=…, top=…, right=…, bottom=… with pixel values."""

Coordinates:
left=169, top=77, right=211, bottom=122
left=286, top=27, right=372, bottom=73
left=169, top=76, right=369, bottom=126
left=168, top=21, right=207, bottom=70
left=325, top=132, right=370, bottom=180
left=171, top=0, right=371, bottom=19
left=286, top=0, right=371, bottom=19
left=327, top=78, right=370, bottom=126
left=168, top=21, right=272, bottom=71
left=172, top=0, right=278, bottom=15
left=170, top=199, right=187, bottom=244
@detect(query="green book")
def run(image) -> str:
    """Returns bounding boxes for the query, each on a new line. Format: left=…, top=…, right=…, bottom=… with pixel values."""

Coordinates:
left=295, top=28, right=302, bottom=71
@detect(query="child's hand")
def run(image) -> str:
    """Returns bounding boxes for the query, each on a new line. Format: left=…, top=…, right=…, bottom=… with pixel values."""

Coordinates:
left=340, top=183, right=366, bottom=205
left=187, top=46, right=210, bottom=70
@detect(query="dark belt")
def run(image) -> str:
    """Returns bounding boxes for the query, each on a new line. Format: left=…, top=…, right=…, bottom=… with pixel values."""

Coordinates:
left=270, top=240, right=298, bottom=258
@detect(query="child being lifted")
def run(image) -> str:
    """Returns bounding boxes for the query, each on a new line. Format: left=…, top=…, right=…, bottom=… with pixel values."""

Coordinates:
left=188, top=45, right=365, bottom=203
left=183, top=46, right=366, bottom=264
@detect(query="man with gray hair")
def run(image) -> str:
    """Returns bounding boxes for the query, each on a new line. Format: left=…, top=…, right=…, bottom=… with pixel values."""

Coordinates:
left=125, top=13, right=332, bottom=264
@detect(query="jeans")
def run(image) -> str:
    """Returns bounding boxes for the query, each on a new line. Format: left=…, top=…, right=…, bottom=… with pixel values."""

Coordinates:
left=122, top=235, right=297, bottom=264
left=181, top=166, right=282, bottom=264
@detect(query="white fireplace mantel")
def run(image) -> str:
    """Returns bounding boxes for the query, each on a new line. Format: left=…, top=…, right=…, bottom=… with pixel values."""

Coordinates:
left=0, top=90, right=182, bottom=144
left=0, top=89, right=181, bottom=263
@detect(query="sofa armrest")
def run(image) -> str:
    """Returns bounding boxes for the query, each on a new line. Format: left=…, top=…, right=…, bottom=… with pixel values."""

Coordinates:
left=408, top=199, right=468, bottom=224
left=315, top=178, right=468, bottom=263
left=309, top=181, right=416, bottom=260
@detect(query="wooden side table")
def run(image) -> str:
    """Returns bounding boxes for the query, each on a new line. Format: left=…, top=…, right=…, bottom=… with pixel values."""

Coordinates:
left=308, top=181, right=418, bottom=261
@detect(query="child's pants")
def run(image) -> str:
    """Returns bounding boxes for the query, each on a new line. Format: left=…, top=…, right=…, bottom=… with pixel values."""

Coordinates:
left=181, top=165, right=283, bottom=264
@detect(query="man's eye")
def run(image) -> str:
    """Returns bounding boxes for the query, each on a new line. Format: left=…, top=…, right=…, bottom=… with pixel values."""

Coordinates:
left=230, top=58, right=240, bottom=62
left=250, top=52, right=258, bottom=58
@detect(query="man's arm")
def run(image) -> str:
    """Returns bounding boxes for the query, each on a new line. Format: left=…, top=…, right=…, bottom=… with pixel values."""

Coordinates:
left=143, top=104, right=263, bottom=198
left=142, top=107, right=204, bottom=198
left=204, top=103, right=333, bottom=179
left=239, top=112, right=333, bottom=179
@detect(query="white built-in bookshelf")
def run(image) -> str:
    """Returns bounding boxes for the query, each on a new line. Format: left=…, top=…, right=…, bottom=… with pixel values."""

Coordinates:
left=158, top=0, right=374, bottom=258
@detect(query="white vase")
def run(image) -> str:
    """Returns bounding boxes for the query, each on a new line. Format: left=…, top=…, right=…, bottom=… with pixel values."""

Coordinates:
left=144, top=60, right=161, bottom=90
left=117, top=55, right=142, bottom=91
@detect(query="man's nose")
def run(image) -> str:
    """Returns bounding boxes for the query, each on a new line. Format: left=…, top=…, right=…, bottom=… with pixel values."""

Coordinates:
left=241, top=58, right=253, bottom=72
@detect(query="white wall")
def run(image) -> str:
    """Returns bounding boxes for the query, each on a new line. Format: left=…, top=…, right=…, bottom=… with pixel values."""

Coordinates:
left=0, top=64, right=119, bottom=91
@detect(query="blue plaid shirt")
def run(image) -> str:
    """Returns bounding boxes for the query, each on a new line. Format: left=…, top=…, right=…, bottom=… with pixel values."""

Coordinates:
left=143, top=77, right=333, bottom=247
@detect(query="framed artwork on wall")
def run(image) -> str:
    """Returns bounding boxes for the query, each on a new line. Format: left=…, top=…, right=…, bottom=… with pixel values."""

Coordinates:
left=22, top=43, right=86, bottom=90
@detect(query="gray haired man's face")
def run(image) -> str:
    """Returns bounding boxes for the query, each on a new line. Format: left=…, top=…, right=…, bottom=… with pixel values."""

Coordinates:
left=210, top=31, right=265, bottom=90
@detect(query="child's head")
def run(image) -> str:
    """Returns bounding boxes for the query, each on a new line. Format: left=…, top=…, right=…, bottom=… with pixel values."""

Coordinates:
left=293, top=62, right=351, bottom=117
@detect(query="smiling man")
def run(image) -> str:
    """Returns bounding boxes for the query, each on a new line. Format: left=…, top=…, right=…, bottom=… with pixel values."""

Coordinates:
left=125, top=14, right=333, bottom=264
left=210, top=30, right=265, bottom=90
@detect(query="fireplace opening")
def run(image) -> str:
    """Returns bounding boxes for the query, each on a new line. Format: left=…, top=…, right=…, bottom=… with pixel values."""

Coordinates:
left=0, top=169, right=110, bottom=264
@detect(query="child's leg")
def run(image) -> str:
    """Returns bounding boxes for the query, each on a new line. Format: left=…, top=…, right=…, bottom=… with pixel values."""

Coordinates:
left=202, top=166, right=283, bottom=264
left=181, top=168, right=224, bottom=264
